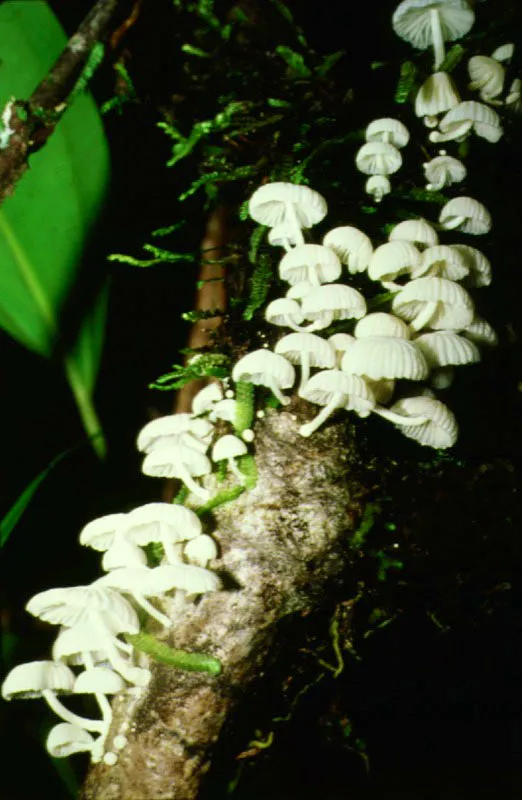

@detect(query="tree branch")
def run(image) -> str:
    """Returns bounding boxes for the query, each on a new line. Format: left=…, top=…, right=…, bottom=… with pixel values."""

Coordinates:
left=81, top=407, right=365, bottom=799
left=0, top=0, right=133, bottom=205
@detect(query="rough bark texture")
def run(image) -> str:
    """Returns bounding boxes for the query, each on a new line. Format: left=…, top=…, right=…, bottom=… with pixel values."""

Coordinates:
left=81, top=401, right=365, bottom=799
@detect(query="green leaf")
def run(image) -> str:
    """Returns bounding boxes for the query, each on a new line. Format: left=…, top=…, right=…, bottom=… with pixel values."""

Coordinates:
left=275, top=46, right=311, bottom=78
left=439, top=44, right=465, bottom=73
left=0, top=448, right=69, bottom=548
left=394, top=60, right=417, bottom=104
left=0, top=1, right=110, bottom=456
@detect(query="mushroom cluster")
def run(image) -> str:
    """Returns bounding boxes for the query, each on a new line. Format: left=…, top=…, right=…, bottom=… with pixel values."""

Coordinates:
left=355, top=117, right=410, bottom=201
left=235, top=171, right=497, bottom=448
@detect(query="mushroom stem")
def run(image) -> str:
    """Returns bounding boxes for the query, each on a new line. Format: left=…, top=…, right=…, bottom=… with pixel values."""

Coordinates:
left=299, top=392, right=343, bottom=437
left=374, top=407, right=428, bottom=426
left=160, top=521, right=179, bottom=565
left=267, top=378, right=291, bottom=406
left=284, top=201, right=305, bottom=247
left=227, top=457, right=246, bottom=484
left=42, top=689, right=105, bottom=734
left=429, top=120, right=473, bottom=143
left=308, top=263, right=321, bottom=286
left=176, top=462, right=210, bottom=501
left=430, top=9, right=445, bottom=69
left=94, top=692, right=113, bottom=729
left=299, top=350, right=311, bottom=391
left=134, top=593, right=172, bottom=628
left=439, top=214, right=467, bottom=231
left=409, top=301, right=438, bottom=332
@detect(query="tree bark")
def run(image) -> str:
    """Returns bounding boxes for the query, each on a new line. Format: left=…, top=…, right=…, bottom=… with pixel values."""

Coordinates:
left=81, top=402, right=365, bottom=799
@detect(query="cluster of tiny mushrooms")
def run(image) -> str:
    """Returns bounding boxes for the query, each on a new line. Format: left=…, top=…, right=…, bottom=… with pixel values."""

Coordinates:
left=1, top=0, right=513, bottom=769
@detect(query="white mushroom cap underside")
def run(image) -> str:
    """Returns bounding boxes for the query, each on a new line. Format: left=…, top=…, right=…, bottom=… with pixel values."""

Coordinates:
left=137, top=414, right=213, bottom=453
left=438, top=101, right=503, bottom=142
left=79, top=514, right=127, bottom=550
left=341, top=337, right=429, bottom=380
left=415, top=72, right=461, bottom=117
left=302, top=284, right=366, bottom=320
left=356, top=141, right=402, bottom=175
left=300, top=370, right=375, bottom=411
left=424, top=155, right=466, bottom=187
left=279, top=244, right=342, bottom=285
left=142, top=444, right=212, bottom=478
left=275, top=333, right=336, bottom=367
left=248, top=182, right=327, bottom=228
left=232, top=349, right=296, bottom=388
left=365, top=117, right=410, bottom=147
left=439, top=197, right=492, bottom=234
left=265, top=298, right=304, bottom=326
left=468, top=56, right=504, bottom=99
left=26, top=586, right=140, bottom=630
left=392, top=277, right=474, bottom=329
left=392, top=0, right=475, bottom=49
left=414, top=245, right=469, bottom=281
left=124, top=502, right=201, bottom=543
left=2, top=661, right=75, bottom=699
left=46, top=723, right=95, bottom=757
left=462, top=317, right=498, bottom=346
left=389, top=395, right=458, bottom=448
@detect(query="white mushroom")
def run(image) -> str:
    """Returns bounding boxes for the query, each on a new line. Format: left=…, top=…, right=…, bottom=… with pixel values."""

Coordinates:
left=183, top=534, right=218, bottom=568
left=365, top=175, right=392, bottom=202
left=383, top=395, right=458, bottom=448
left=468, top=55, right=505, bottom=103
left=415, top=72, right=461, bottom=126
left=368, top=241, right=421, bottom=288
left=275, top=332, right=336, bottom=390
left=355, top=141, right=402, bottom=176
left=211, top=434, right=248, bottom=482
left=232, top=349, right=296, bottom=406
left=391, top=277, right=475, bottom=332
left=123, top=502, right=202, bottom=564
left=141, top=444, right=212, bottom=501
left=191, top=383, right=223, bottom=416
left=74, top=667, right=126, bottom=741
left=412, top=245, right=469, bottom=281
left=341, top=336, right=429, bottom=381
left=354, top=313, right=411, bottom=340
left=327, top=333, right=356, bottom=367
left=137, top=414, right=214, bottom=455
left=248, top=182, right=327, bottom=247
left=439, top=197, right=492, bottom=235
left=452, top=244, right=491, bottom=287
left=388, top=219, right=439, bottom=249
left=423, top=155, right=466, bottom=191
left=413, top=331, right=480, bottom=370
left=461, top=317, right=498, bottom=347
left=365, top=117, right=410, bottom=147
left=301, top=284, right=367, bottom=329
left=279, top=244, right=342, bottom=286
left=299, top=370, right=376, bottom=437
left=322, top=226, right=373, bottom=274
left=392, top=0, right=475, bottom=70
left=46, top=723, right=97, bottom=759
left=431, top=101, right=503, bottom=143
left=265, top=297, right=306, bottom=332
left=268, top=224, right=300, bottom=251
left=79, top=514, right=147, bottom=572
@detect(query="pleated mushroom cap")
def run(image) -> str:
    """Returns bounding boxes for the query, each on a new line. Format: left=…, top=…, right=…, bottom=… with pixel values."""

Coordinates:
left=279, top=244, right=342, bottom=286
left=424, top=155, right=466, bottom=190
left=413, top=245, right=469, bottom=281
left=302, top=284, right=367, bottom=323
left=392, top=277, right=475, bottom=330
left=300, top=370, right=376, bottom=417
left=452, top=244, right=491, bottom=287
left=26, top=586, right=140, bottom=632
left=387, top=396, right=458, bottom=448
left=461, top=317, right=498, bottom=346
left=275, top=333, right=335, bottom=370
left=152, top=564, right=221, bottom=594
left=137, top=414, right=213, bottom=454
left=354, top=313, right=411, bottom=340
left=341, top=337, right=428, bottom=381
left=248, top=182, right=327, bottom=229
left=413, top=331, right=480, bottom=367
left=46, top=723, right=95, bottom=758
left=79, top=514, right=127, bottom=551
left=2, top=660, right=75, bottom=700
left=322, top=226, right=373, bottom=274
left=265, top=298, right=304, bottom=328
left=356, top=141, right=402, bottom=176
left=468, top=55, right=505, bottom=101
left=365, top=117, right=410, bottom=148
left=439, top=197, right=492, bottom=235
left=232, top=349, right=295, bottom=389
left=433, top=101, right=503, bottom=143
left=74, top=667, right=126, bottom=696
left=124, top=502, right=202, bottom=545
left=388, top=219, right=439, bottom=249
left=366, top=175, right=391, bottom=202
left=415, top=72, right=461, bottom=119
left=142, top=444, right=212, bottom=481
left=368, top=241, right=421, bottom=285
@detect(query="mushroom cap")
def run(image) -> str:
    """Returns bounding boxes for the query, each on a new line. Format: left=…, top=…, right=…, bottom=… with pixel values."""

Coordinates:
left=232, top=349, right=296, bottom=389
left=322, top=226, right=374, bottom=274
left=279, top=244, right=342, bottom=286
left=96, top=567, right=167, bottom=597
left=209, top=398, right=237, bottom=423
left=491, top=43, right=514, bottom=63
left=211, top=434, right=248, bottom=462
left=275, top=332, right=336, bottom=369
left=79, top=514, right=128, bottom=551
left=365, top=175, right=392, bottom=201
left=137, top=414, right=213, bottom=454
left=74, top=666, right=126, bottom=695
left=355, top=141, right=402, bottom=176
left=46, top=723, right=95, bottom=758
left=424, top=155, right=466, bottom=189
left=392, top=276, right=475, bottom=330
left=2, top=660, right=76, bottom=700
left=286, top=282, right=315, bottom=301
left=388, top=219, right=439, bottom=249
left=341, top=337, right=429, bottom=381
left=415, top=72, right=461, bottom=118
left=436, top=101, right=503, bottom=143
left=248, top=182, right=327, bottom=229
left=365, top=117, right=410, bottom=148
left=26, top=586, right=140, bottom=631
left=102, top=540, right=148, bottom=571
left=452, top=244, right=491, bottom=287
left=265, top=297, right=304, bottom=327
left=368, top=241, right=421, bottom=284
left=468, top=55, right=505, bottom=101
left=191, top=383, right=223, bottom=416
left=300, top=370, right=375, bottom=415
left=302, top=284, right=367, bottom=322
left=152, top=563, right=221, bottom=594
left=142, top=444, right=212, bottom=480
left=354, top=313, right=411, bottom=340
left=439, top=196, right=492, bottom=234
left=461, top=317, right=498, bottom=347
left=392, top=0, right=475, bottom=50
left=387, top=395, right=458, bottom=448
left=124, top=502, right=202, bottom=545
left=267, top=224, right=301, bottom=249
left=52, top=621, right=130, bottom=664
left=413, top=331, right=480, bottom=367
left=183, top=534, right=219, bottom=567
left=413, top=245, right=469, bottom=281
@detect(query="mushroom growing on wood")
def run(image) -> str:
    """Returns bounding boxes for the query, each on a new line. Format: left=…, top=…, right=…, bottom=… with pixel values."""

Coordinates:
left=392, top=276, right=475, bottom=332
left=141, top=444, right=212, bottom=501
left=211, top=435, right=248, bottom=482
left=275, top=332, right=336, bottom=390
left=123, top=502, right=201, bottom=564
left=323, top=226, right=373, bottom=274
left=232, top=349, right=296, bottom=406
left=248, top=182, right=327, bottom=247
left=368, top=241, right=421, bottom=288
left=279, top=244, right=342, bottom=287
left=299, top=370, right=376, bottom=437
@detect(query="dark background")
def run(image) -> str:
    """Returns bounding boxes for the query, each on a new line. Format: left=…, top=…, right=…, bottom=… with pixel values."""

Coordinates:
left=0, top=1, right=521, bottom=797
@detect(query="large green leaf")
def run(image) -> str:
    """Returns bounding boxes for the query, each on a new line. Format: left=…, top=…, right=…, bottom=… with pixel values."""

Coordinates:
left=0, top=1, right=110, bottom=455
